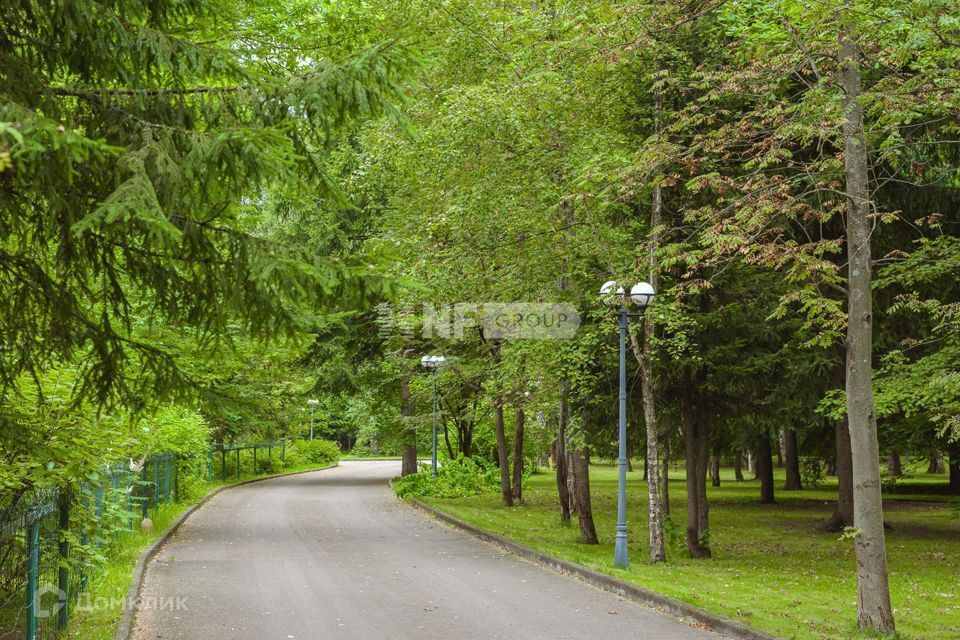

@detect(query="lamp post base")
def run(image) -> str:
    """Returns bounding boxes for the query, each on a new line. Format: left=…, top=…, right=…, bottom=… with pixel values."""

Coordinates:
left=613, top=531, right=629, bottom=568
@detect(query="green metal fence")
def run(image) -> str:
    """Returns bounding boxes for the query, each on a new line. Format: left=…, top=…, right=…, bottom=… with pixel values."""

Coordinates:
left=0, top=452, right=180, bottom=640
left=0, top=441, right=298, bottom=640
left=209, top=441, right=285, bottom=482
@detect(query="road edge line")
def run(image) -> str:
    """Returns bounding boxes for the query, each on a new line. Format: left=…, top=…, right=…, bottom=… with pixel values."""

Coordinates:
left=403, top=495, right=781, bottom=640
left=115, top=462, right=338, bottom=640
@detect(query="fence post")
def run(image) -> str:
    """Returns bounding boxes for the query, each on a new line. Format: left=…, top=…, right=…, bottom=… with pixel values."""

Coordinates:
left=253, top=446, right=258, bottom=475
left=207, top=450, right=213, bottom=483
left=25, top=510, right=39, bottom=640
left=236, top=448, right=240, bottom=480
left=58, top=491, right=70, bottom=629
left=80, top=493, right=89, bottom=591
left=94, top=486, right=106, bottom=538
left=152, top=459, right=159, bottom=511
left=173, top=456, right=179, bottom=502
left=140, top=466, right=149, bottom=521
left=126, top=476, right=135, bottom=531
left=281, top=439, right=286, bottom=465
left=221, top=449, right=227, bottom=482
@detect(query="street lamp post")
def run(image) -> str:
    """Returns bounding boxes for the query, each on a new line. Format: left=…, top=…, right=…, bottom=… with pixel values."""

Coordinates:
left=600, top=280, right=655, bottom=568
left=307, top=399, right=319, bottom=440
left=420, top=355, right=446, bottom=477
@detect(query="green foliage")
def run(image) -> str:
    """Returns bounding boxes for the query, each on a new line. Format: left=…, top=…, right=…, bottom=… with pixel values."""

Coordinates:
left=135, top=406, right=210, bottom=460
left=74, top=486, right=138, bottom=565
left=291, top=438, right=341, bottom=466
left=0, top=367, right=127, bottom=503
left=660, top=516, right=687, bottom=556
left=0, top=0, right=412, bottom=410
left=174, top=470, right=209, bottom=503
left=800, top=458, right=826, bottom=489
left=393, top=456, right=501, bottom=499
left=2, top=0, right=959, bottom=634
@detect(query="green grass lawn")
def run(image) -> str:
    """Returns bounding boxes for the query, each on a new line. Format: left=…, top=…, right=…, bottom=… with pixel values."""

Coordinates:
left=66, top=461, right=337, bottom=640
left=415, top=464, right=960, bottom=640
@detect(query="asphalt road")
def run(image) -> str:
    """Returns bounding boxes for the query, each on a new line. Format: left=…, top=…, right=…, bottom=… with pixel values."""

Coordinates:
left=133, top=460, right=718, bottom=640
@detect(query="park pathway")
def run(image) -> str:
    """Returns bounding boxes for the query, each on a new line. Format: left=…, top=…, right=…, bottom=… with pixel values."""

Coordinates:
left=132, top=460, right=717, bottom=639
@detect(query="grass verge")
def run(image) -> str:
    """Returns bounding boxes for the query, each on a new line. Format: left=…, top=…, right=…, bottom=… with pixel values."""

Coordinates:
left=66, top=461, right=337, bottom=640
left=409, top=464, right=959, bottom=640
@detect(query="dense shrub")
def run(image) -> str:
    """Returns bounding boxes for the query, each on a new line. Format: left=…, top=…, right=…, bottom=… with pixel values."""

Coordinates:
left=280, top=442, right=306, bottom=468
left=393, top=456, right=500, bottom=499
left=137, top=405, right=211, bottom=501
left=175, top=469, right=209, bottom=502
left=800, top=457, right=825, bottom=489
left=256, top=457, right=278, bottom=474
left=293, top=438, right=340, bottom=466
left=136, top=405, right=210, bottom=459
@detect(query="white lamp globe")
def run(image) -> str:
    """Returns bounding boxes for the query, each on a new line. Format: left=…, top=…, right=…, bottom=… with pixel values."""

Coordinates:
left=629, top=282, right=655, bottom=307
left=599, top=280, right=624, bottom=306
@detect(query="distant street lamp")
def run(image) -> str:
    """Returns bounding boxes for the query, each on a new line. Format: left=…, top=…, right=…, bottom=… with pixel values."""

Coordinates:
left=600, top=279, right=655, bottom=568
left=420, top=355, right=447, bottom=477
left=307, top=399, right=319, bottom=440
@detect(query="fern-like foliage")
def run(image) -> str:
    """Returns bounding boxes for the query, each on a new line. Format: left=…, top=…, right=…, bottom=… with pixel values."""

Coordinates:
left=0, top=0, right=415, bottom=407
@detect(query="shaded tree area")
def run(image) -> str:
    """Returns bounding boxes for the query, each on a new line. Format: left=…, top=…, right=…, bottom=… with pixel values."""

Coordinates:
left=2, top=1, right=958, bottom=639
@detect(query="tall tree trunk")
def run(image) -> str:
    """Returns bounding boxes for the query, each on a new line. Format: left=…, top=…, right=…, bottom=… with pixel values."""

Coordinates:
left=734, top=452, right=745, bottom=481
left=696, top=422, right=710, bottom=538
left=566, top=451, right=577, bottom=514
left=746, top=451, right=755, bottom=476
left=400, top=372, right=418, bottom=476
left=681, top=378, right=710, bottom=558
left=556, top=390, right=572, bottom=523
left=622, top=67, right=670, bottom=562
left=555, top=184, right=576, bottom=520
left=825, top=414, right=855, bottom=531
left=492, top=396, right=514, bottom=507
left=633, top=325, right=665, bottom=560
left=948, top=443, right=960, bottom=494
left=927, top=449, right=944, bottom=474
left=841, top=16, right=895, bottom=632
left=661, top=439, right=670, bottom=517
left=783, top=429, right=803, bottom=490
left=825, top=351, right=854, bottom=530
left=695, top=378, right=710, bottom=539
left=570, top=444, right=598, bottom=544
left=512, top=407, right=525, bottom=501
left=710, top=456, right=721, bottom=487
left=776, top=432, right=784, bottom=467
left=756, top=434, right=775, bottom=504
left=635, top=174, right=666, bottom=563
left=442, top=414, right=455, bottom=460
left=886, top=453, right=902, bottom=477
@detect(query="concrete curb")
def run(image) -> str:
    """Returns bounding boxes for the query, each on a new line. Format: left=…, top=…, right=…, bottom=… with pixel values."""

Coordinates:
left=115, top=463, right=338, bottom=640
left=405, top=497, right=781, bottom=640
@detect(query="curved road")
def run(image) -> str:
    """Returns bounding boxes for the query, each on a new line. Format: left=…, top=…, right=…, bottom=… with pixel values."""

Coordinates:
left=133, top=461, right=717, bottom=639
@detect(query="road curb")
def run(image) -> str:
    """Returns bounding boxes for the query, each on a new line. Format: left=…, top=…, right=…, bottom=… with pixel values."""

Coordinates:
left=405, top=497, right=781, bottom=640
left=115, top=462, right=338, bottom=640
